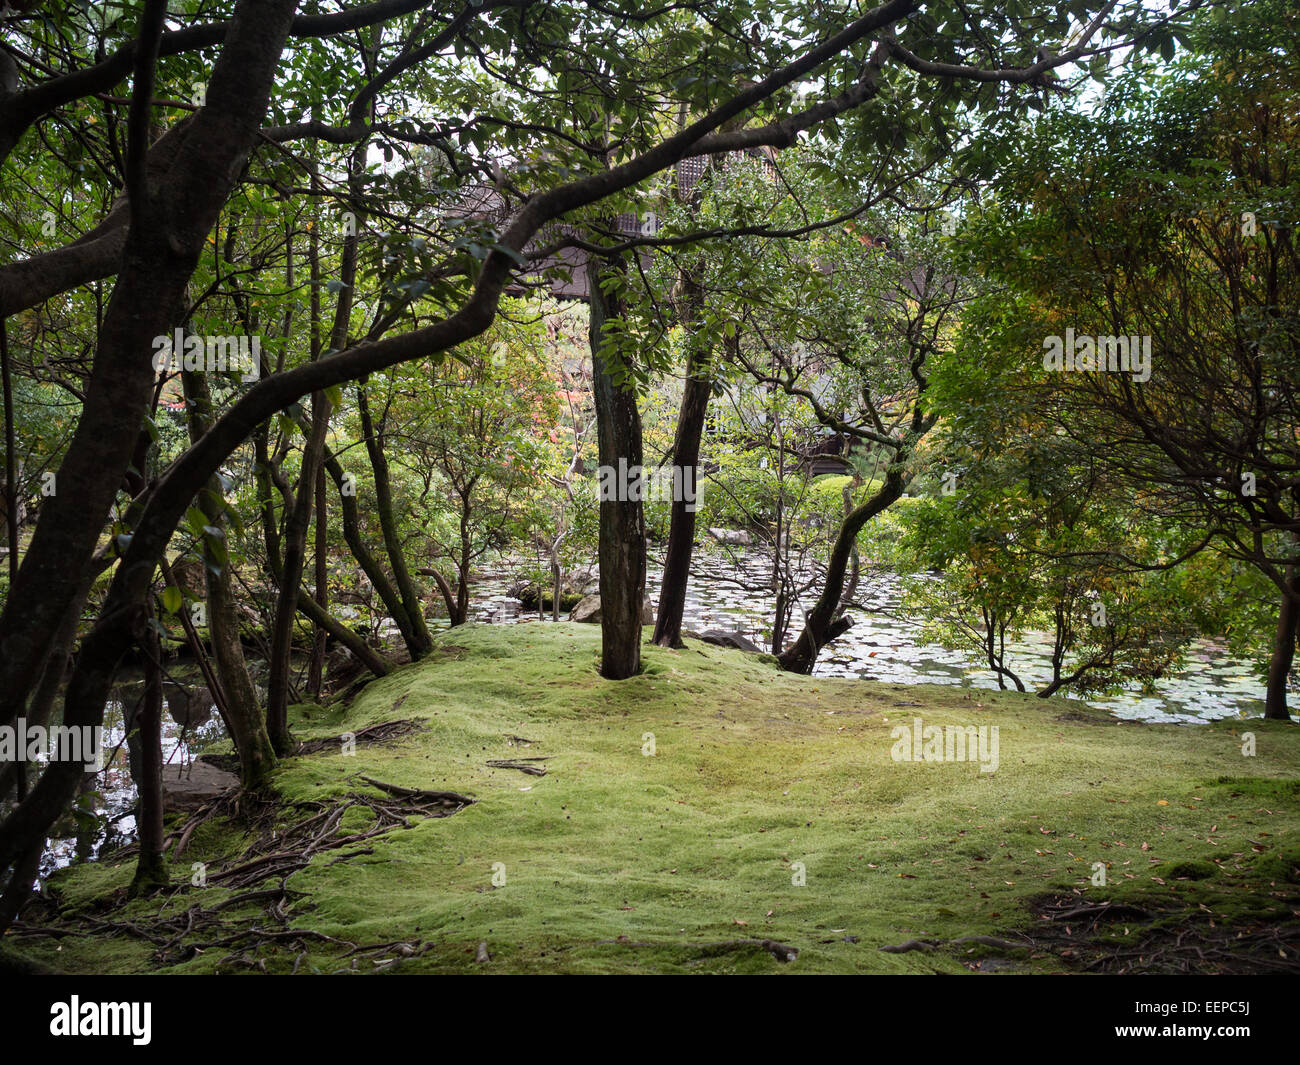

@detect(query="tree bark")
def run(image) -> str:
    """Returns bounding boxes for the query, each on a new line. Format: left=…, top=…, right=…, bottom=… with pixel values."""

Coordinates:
left=182, top=365, right=277, bottom=789
left=320, top=446, right=426, bottom=648
left=1264, top=565, right=1298, bottom=721
left=129, top=619, right=167, bottom=895
left=357, top=383, right=432, bottom=652
left=588, top=255, right=645, bottom=679
left=652, top=343, right=711, bottom=648
left=0, top=0, right=302, bottom=772
left=266, top=398, right=329, bottom=755
left=309, top=457, right=329, bottom=694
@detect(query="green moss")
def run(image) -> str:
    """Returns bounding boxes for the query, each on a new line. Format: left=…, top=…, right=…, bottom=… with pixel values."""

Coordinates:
left=1161, top=859, right=1217, bottom=881
left=18, top=623, right=1300, bottom=974
left=1253, top=847, right=1300, bottom=885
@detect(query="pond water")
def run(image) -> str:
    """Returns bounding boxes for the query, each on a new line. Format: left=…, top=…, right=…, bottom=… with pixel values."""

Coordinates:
left=33, top=668, right=243, bottom=879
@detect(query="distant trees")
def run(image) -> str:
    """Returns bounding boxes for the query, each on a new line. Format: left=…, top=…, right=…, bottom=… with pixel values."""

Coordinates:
left=949, top=1, right=1300, bottom=714
left=388, top=315, right=560, bottom=625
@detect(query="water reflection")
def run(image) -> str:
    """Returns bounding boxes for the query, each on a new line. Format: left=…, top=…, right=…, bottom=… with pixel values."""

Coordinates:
left=34, top=670, right=230, bottom=879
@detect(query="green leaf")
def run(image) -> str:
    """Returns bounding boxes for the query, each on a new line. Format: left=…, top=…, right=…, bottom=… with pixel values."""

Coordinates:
left=161, top=585, right=183, bottom=615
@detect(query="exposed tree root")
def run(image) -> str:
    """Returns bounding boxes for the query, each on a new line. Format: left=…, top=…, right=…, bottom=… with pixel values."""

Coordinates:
left=485, top=758, right=550, bottom=776
left=11, top=780, right=473, bottom=972
left=1024, top=893, right=1300, bottom=975
left=698, top=938, right=799, bottom=962
left=294, top=718, right=424, bottom=756
left=880, top=935, right=1030, bottom=954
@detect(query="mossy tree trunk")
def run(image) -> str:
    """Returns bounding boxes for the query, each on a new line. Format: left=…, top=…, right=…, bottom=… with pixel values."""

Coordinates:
left=357, top=383, right=433, bottom=653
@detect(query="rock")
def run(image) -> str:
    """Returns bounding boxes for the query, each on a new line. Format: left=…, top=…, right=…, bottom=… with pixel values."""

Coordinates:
left=569, top=594, right=654, bottom=625
left=570, top=571, right=599, bottom=595
left=162, top=682, right=214, bottom=729
left=695, top=629, right=764, bottom=654
left=569, top=594, right=602, bottom=623
left=514, top=582, right=584, bottom=612
left=161, top=757, right=238, bottom=813
left=707, top=527, right=753, bottom=546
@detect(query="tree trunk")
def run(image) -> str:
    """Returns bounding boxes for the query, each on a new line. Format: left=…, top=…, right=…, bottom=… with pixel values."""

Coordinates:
left=653, top=344, right=711, bottom=648
left=183, top=365, right=277, bottom=789
left=319, top=447, right=425, bottom=648
left=778, top=465, right=907, bottom=674
left=266, top=396, right=328, bottom=755
left=129, top=620, right=166, bottom=895
left=268, top=186, right=360, bottom=752
left=357, top=384, right=433, bottom=653
left=1, top=317, right=16, bottom=584
left=588, top=255, right=645, bottom=679
left=309, top=458, right=328, bottom=695
left=0, top=0, right=299, bottom=745
left=1265, top=566, right=1298, bottom=721
left=0, top=575, right=90, bottom=802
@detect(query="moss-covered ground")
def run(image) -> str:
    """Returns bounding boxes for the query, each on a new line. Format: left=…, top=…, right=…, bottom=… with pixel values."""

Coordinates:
left=10, top=623, right=1299, bottom=974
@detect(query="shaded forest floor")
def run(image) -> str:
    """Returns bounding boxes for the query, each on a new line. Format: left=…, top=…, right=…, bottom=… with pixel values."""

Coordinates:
left=7, top=624, right=1299, bottom=974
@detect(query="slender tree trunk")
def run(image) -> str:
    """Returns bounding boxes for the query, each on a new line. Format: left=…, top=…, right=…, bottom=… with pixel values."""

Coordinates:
left=452, top=487, right=476, bottom=626
left=358, top=384, right=432, bottom=653
left=307, top=216, right=329, bottom=696
left=588, top=255, right=645, bottom=679
left=309, top=459, right=328, bottom=694
left=419, top=565, right=459, bottom=626
left=838, top=474, right=861, bottom=616
left=1, top=317, right=16, bottom=583
left=266, top=399, right=328, bottom=754
left=652, top=153, right=714, bottom=648
left=268, top=187, right=358, bottom=752
left=653, top=344, right=711, bottom=648
left=319, top=448, right=423, bottom=647
left=129, top=619, right=166, bottom=894
left=1265, top=566, right=1299, bottom=721
left=183, top=365, right=277, bottom=788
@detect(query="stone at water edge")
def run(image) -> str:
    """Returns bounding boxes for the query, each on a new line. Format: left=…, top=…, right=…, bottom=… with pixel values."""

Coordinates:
left=161, top=758, right=238, bottom=813
left=707, top=527, right=753, bottom=546
left=569, top=594, right=654, bottom=625
left=692, top=629, right=764, bottom=654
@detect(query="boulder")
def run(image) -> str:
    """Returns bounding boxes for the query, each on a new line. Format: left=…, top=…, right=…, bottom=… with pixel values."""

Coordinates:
left=707, top=527, right=753, bottom=546
left=695, top=629, right=764, bottom=654
left=569, top=594, right=654, bottom=625
left=161, top=757, right=238, bottom=813
left=514, top=582, right=584, bottom=612
left=162, top=682, right=214, bottom=729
